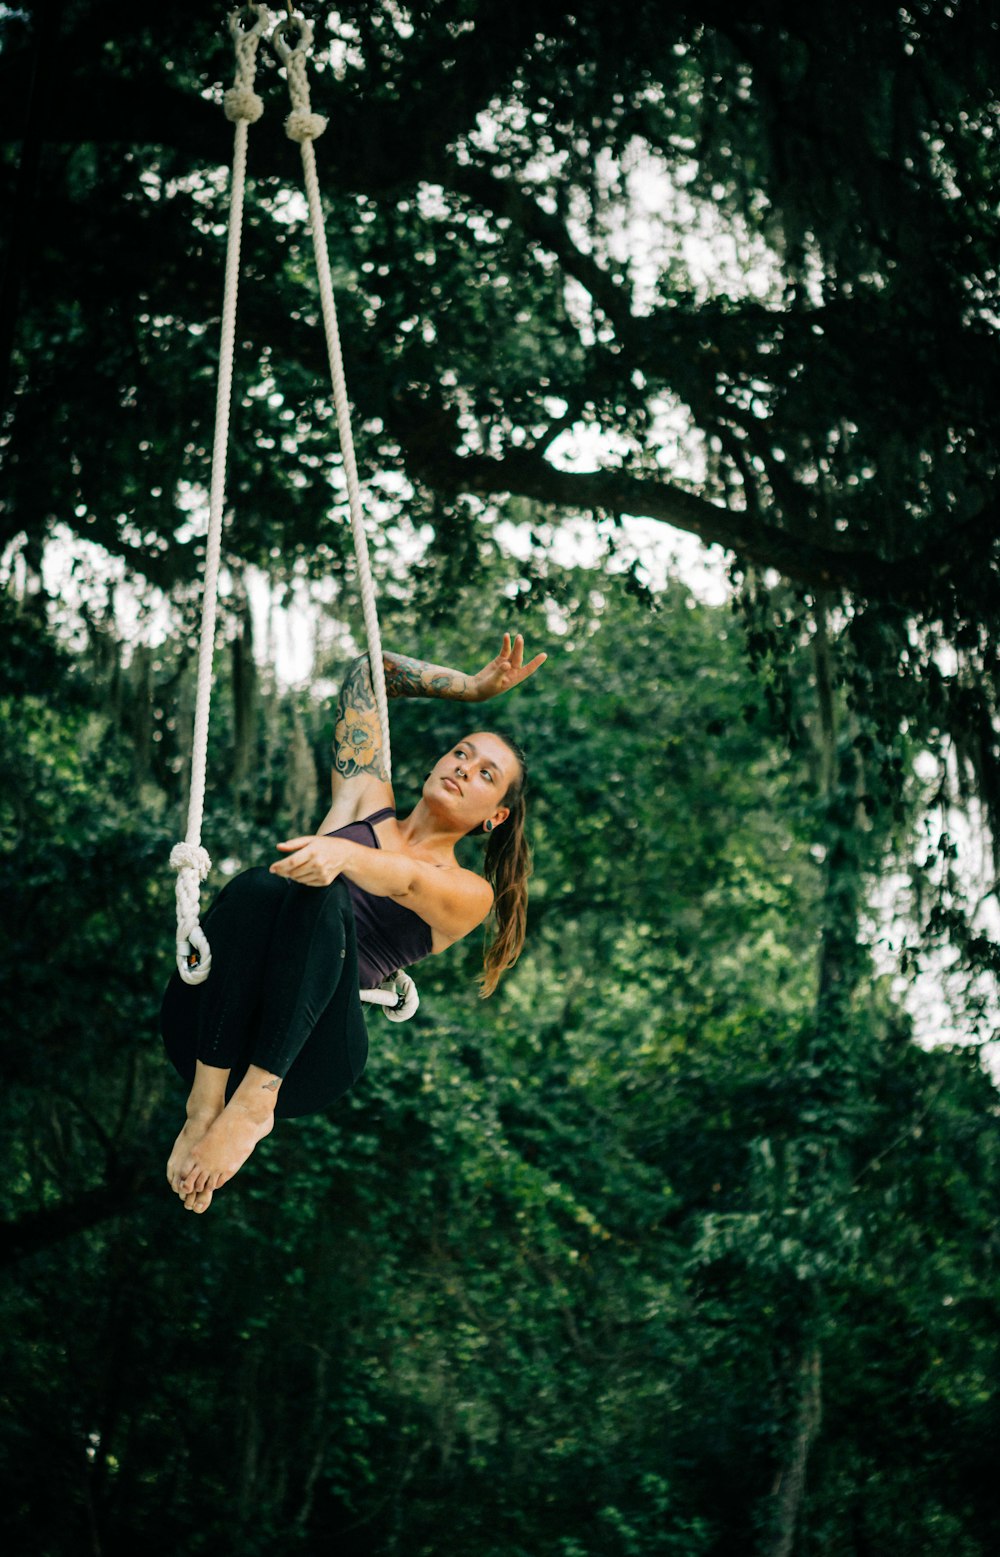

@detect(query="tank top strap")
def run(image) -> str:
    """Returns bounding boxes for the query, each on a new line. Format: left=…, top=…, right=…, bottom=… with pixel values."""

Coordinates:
left=363, top=806, right=397, bottom=827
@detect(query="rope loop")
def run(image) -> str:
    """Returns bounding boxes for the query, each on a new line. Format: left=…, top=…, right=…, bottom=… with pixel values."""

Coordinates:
left=270, top=11, right=313, bottom=63
left=224, top=6, right=269, bottom=119
left=359, top=972, right=420, bottom=1021
left=170, top=844, right=214, bottom=984
left=383, top=971, right=421, bottom=1022
left=176, top=921, right=213, bottom=986
left=228, top=4, right=271, bottom=49
left=271, top=13, right=329, bottom=143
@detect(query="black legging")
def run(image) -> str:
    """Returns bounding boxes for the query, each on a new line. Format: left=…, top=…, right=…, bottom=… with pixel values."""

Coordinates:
left=160, top=869, right=368, bottom=1119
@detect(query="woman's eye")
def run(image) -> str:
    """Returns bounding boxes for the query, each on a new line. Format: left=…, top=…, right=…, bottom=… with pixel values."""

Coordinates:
left=483, top=769, right=494, bottom=783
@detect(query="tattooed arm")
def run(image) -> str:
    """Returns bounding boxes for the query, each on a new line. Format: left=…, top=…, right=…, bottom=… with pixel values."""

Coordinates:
left=383, top=652, right=479, bottom=702
left=319, top=634, right=546, bottom=828
left=386, top=634, right=546, bottom=705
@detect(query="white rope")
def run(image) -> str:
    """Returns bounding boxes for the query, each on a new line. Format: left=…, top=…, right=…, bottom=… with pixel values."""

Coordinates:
left=170, top=4, right=270, bottom=985
left=273, top=13, right=418, bottom=1018
left=364, top=971, right=420, bottom=1021
left=169, top=7, right=415, bottom=1020
left=271, top=14, right=392, bottom=772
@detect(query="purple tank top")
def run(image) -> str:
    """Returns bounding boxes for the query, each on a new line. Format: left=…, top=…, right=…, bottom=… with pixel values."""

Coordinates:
left=327, top=807, right=433, bottom=989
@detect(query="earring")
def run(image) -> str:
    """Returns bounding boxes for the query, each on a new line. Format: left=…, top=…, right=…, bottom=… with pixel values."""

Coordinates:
left=484, top=819, right=494, bottom=833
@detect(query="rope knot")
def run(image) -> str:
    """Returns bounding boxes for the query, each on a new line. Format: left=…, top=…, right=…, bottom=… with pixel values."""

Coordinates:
left=285, top=107, right=327, bottom=142
left=224, top=85, right=265, bottom=123
left=171, top=844, right=213, bottom=984
left=170, top=842, right=213, bottom=878
left=224, top=3, right=269, bottom=124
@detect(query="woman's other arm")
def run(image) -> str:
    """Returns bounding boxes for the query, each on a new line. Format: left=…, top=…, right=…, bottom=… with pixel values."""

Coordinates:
left=320, top=635, right=545, bottom=830
left=271, top=835, right=493, bottom=943
left=384, top=633, right=546, bottom=703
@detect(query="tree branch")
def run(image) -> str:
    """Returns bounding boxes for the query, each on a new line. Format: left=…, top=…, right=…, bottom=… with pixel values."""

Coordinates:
left=389, top=391, right=999, bottom=605
left=395, top=424, right=900, bottom=596
left=0, top=1166, right=154, bottom=1269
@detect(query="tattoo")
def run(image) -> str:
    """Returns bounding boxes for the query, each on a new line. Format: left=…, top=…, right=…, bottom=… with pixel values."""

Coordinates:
left=384, top=653, right=475, bottom=702
left=332, top=656, right=389, bottom=781
left=332, top=651, right=475, bottom=782
left=262, top=1077, right=281, bottom=1092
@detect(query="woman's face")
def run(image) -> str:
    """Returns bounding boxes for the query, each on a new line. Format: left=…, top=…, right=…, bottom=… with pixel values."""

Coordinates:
left=425, top=733, right=521, bottom=831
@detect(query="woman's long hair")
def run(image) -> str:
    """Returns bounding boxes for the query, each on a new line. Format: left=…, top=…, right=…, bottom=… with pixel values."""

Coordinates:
left=478, top=733, right=531, bottom=998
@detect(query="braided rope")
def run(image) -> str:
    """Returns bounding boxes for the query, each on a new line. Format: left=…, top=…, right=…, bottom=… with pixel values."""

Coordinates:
left=171, top=4, right=270, bottom=985
left=274, top=13, right=418, bottom=1017
left=272, top=14, right=392, bottom=772
left=169, top=8, right=414, bottom=1018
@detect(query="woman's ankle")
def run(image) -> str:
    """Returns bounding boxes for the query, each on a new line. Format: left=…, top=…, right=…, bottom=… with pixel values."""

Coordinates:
left=232, top=1065, right=282, bottom=1119
left=186, top=1061, right=230, bottom=1118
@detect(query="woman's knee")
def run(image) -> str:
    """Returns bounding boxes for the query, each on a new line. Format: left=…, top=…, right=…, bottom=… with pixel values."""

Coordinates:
left=224, top=868, right=347, bottom=903
left=216, top=865, right=285, bottom=903
left=203, top=866, right=288, bottom=937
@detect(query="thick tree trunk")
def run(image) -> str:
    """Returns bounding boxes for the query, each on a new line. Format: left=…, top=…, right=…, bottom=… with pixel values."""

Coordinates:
left=231, top=585, right=258, bottom=795
left=810, top=596, right=867, bottom=1049
left=764, top=1348, right=823, bottom=1557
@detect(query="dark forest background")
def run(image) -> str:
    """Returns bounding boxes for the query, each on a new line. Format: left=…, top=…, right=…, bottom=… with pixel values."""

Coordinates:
left=2, top=2, right=999, bottom=1554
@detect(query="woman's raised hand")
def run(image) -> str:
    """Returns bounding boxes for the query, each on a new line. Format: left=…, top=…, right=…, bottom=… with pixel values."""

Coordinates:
left=471, top=633, right=547, bottom=702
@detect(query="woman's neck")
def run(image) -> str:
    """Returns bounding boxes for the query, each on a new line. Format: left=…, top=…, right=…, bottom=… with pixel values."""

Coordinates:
left=396, top=800, right=464, bottom=858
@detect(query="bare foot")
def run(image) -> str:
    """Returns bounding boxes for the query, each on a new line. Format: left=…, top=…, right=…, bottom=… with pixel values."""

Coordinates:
left=167, top=1108, right=221, bottom=1196
left=182, top=1184, right=214, bottom=1214
left=177, top=1078, right=277, bottom=1196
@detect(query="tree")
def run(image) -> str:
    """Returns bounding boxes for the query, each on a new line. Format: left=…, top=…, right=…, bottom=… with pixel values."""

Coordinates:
left=3, top=553, right=999, bottom=1554
left=3, top=5, right=1000, bottom=1550
left=3, top=5, right=999, bottom=738
left=3, top=0, right=998, bottom=985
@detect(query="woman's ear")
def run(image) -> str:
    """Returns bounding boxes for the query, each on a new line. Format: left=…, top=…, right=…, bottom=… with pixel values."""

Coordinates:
left=493, top=806, right=511, bottom=829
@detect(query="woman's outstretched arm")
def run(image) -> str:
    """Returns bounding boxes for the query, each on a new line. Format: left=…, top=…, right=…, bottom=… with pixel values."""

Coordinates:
left=384, top=633, right=546, bottom=703
left=323, top=634, right=545, bottom=827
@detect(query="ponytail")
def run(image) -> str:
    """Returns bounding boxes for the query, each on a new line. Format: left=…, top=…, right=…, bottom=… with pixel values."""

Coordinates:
left=478, top=735, right=531, bottom=997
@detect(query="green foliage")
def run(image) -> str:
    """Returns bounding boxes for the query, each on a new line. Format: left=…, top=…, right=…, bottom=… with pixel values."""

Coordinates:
left=3, top=0, right=999, bottom=883
left=1, top=555, right=999, bottom=1554
left=2, top=3, right=999, bottom=1547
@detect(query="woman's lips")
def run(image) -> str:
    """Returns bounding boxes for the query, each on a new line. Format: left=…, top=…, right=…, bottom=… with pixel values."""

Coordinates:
left=442, top=777, right=462, bottom=794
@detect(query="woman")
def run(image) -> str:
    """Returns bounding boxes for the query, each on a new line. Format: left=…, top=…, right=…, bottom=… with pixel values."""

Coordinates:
left=162, top=632, right=545, bottom=1214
